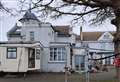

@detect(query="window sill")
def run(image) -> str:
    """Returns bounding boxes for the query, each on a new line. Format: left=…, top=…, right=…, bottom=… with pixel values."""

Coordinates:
left=7, top=58, right=17, bottom=59
left=48, top=61, right=66, bottom=63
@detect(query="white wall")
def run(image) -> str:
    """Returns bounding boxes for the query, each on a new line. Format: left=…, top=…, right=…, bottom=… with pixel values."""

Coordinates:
left=41, top=43, right=71, bottom=72
left=21, top=23, right=55, bottom=47
left=54, top=34, right=76, bottom=43
left=40, top=48, right=49, bottom=72
left=47, top=63, right=66, bottom=72
left=0, top=47, right=28, bottom=72
left=8, top=37, right=22, bottom=42
left=0, top=43, right=41, bottom=72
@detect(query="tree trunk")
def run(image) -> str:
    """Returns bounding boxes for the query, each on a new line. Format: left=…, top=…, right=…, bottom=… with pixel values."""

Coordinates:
left=112, top=17, right=120, bottom=82
left=111, top=1, right=120, bottom=82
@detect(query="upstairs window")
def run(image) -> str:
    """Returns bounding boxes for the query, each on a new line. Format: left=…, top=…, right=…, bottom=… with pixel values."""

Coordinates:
left=103, top=34, right=109, bottom=39
left=101, top=43, right=106, bottom=49
left=30, top=31, right=35, bottom=41
left=7, top=48, right=17, bottom=59
left=50, top=47, right=66, bottom=62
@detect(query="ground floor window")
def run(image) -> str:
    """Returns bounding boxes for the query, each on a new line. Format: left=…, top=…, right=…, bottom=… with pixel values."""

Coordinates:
left=105, top=58, right=111, bottom=65
left=50, top=47, right=66, bottom=61
left=74, top=55, right=85, bottom=70
left=7, top=48, right=17, bottom=59
left=105, top=54, right=113, bottom=65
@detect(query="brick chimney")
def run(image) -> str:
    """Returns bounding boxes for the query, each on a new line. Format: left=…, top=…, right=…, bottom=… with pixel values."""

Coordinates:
left=80, top=26, right=83, bottom=41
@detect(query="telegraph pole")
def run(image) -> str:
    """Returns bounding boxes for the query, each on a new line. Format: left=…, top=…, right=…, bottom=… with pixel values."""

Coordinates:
left=65, top=65, right=68, bottom=82
left=85, top=44, right=90, bottom=82
left=65, top=46, right=68, bottom=82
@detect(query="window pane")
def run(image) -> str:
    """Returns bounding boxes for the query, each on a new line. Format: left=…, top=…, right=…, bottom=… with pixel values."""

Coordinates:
left=7, top=48, right=17, bottom=59
left=54, top=51, right=57, bottom=60
left=50, top=48, right=53, bottom=51
left=50, top=55, right=53, bottom=61
left=58, top=52, right=61, bottom=61
left=50, top=48, right=53, bottom=61
left=58, top=48, right=61, bottom=51
left=50, top=52, right=53, bottom=61
left=62, top=47, right=65, bottom=51
left=30, top=31, right=34, bottom=41
left=62, top=52, right=66, bottom=61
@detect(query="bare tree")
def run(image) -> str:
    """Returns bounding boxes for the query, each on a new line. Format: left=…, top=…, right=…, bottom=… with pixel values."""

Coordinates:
left=0, top=1, right=14, bottom=15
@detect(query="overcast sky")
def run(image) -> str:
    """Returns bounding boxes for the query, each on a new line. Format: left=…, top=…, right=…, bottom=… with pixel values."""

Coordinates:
left=0, top=0, right=116, bottom=41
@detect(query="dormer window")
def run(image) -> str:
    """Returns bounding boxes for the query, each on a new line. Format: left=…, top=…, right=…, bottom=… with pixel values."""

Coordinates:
left=30, top=31, right=34, bottom=41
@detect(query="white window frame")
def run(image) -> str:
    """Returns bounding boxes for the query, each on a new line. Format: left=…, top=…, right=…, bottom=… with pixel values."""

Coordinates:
left=7, top=47, right=17, bottom=59
left=30, top=31, right=35, bottom=41
left=49, top=47, right=66, bottom=62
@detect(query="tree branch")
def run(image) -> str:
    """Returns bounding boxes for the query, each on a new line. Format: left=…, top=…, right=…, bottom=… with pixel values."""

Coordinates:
left=32, top=1, right=101, bottom=16
left=0, top=1, right=14, bottom=16
left=62, top=0, right=112, bottom=8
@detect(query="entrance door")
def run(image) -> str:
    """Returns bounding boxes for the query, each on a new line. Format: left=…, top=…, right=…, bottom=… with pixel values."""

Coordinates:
left=75, top=55, right=85, bottom=71
left=28, top=48, right=35, bottom=68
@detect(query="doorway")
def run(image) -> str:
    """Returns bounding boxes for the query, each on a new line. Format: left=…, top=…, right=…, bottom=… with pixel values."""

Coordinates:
left=74, top=55, right=85, bottom=71
left=28, top=48, right=35, bottom=68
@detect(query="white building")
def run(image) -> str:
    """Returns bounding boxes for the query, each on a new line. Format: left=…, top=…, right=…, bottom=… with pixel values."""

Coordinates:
left=76, top=31, right=114, bottom=65
left=5, top=10, right=77, bottom=72
left=0, top=10, right=115, bottom=73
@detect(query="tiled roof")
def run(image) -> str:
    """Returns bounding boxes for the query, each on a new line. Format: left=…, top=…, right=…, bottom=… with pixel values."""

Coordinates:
left=53, top=25, right=71, bottom=37
left=76, top=32, right=115, bottom=41
left=19, top=10, right=39, bottom=22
